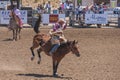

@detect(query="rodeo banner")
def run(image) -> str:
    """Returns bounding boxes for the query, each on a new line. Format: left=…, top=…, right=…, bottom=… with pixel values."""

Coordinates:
left=49, top=14, right=59, bottom=23
left=85, top=14, right=108, bottom=24
left=42, top=14, right=65, bottom=24
left=0, top=10, right=27, bottom=24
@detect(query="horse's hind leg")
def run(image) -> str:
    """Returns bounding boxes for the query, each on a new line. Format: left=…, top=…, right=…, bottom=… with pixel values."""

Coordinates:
left=13, top=30, right=15, bottom=41
left=15, top=29, right=18, bottom=41
left=30, top=41, right=39, bottom=61
left=37, top=48, right=42, bottom=64
left=18, top=28, right=21, bottom=40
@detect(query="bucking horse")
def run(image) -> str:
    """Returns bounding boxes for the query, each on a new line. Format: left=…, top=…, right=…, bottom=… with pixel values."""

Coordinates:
left=30, top=14, right=80, bottom=77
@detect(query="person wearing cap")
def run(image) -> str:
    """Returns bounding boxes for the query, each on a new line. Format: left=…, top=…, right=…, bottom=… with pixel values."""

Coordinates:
left=49, top=19, right=67, bottom=56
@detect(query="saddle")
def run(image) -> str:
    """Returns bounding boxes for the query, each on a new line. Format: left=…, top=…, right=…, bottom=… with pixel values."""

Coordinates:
left=39, top=35, right=67, bottom=47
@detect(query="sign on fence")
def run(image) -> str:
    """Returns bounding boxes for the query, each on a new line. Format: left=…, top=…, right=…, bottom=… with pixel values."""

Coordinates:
left=0, top=1, right=10, bottom=9
left=0, top=10, right=10, bottom=24
left=0, top=10, right=27, bottom=24
left=42, top=14, right=49, bottom=24
left=85, top=14, right=108, bottom=24
left=42, top=14, right=65, bottom=24
left=49, top=14, right=58, bottom=23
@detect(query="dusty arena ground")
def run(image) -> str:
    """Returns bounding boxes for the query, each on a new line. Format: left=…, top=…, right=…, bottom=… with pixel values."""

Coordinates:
left=0, top=26, right=120, bottom=80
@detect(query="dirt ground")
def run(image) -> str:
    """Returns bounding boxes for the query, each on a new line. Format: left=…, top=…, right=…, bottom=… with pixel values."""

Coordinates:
left=0, top=26, right=120, bottom=80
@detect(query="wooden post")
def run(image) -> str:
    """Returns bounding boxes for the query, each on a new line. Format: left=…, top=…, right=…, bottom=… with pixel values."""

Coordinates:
left=17, top=0, right=20, bottom=9
left=74, top=0, right=77, bottom=8
left=10, top=0, right=20, bottom=9
left=118, top=12, right=120, bottom=28
left=10, top=0, right=13, bottom=9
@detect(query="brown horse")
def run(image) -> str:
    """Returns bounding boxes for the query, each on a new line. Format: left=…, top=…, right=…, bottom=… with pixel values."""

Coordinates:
left=30, top=14, right=80, bottom=76
left=8, top=11, right=22, bottom=41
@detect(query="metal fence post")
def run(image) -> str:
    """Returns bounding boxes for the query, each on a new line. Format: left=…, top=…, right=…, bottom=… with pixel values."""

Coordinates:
left=118, top=12, right=120, bottom=28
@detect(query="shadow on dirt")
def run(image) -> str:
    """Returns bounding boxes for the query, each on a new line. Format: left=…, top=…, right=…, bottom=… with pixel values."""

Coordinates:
left=2, top=38, right=13, bottom=41
left=16, top=73, right=72, bottom=79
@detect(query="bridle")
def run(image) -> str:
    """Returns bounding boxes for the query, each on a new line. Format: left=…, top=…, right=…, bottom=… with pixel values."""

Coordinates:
left=68, top=41, right=79, bottom=54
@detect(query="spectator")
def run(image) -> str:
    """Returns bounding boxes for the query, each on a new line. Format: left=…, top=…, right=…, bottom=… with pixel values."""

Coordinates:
left=69, top=1, right=73, bottom=10
left=37, top=4, right=40, bottom=13
left=99, top=5, right=104, bottom=14
left=59, top=2, right=64, bottom=13
left=45, top=1, right=51, bottom=14
left=64, top=0, right=69, bottom=9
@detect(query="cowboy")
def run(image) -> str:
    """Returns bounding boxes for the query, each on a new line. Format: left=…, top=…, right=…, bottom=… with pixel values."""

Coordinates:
left=49, top=19, right=67, bottom=56
left=11, top=5, right=23, bottom=28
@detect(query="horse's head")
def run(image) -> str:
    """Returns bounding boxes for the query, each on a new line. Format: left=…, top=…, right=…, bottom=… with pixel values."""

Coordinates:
left=9, top=11, right=14, bottom=18
left=9, top=11, right=16, bottom=21
left=69, top=40, right=80, bottom=57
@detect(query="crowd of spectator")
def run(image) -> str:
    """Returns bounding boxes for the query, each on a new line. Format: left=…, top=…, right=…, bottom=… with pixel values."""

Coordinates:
left=74, top=2, right=109, bottom=20
left=36, top=1, right=52, bottom=14
left=36, top=0, right=74, bottom=15
left=35, top=1, right=109, bottom=19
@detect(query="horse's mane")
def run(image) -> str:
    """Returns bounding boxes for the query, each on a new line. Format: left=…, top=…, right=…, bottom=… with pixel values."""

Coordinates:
left=59, top=41, right=71, bottom=48
left=10, top=11, right=17, bottom=21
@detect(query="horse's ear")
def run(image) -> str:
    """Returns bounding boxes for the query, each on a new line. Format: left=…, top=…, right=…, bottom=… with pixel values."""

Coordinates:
left=73, top=40, right=78, bottom=44
left=75, top=40, right=78, bottom=44
left=73, top=40, right=75, bottom=44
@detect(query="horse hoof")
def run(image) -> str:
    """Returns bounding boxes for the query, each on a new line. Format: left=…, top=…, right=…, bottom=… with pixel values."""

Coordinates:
left=31, top=57, right=34, bottom=61
left=37, top=61, right=40, bottom=64
left=13, top=39, right=15, bottom=41
left=61, top=74, right=64, bottom=76
left=53, top=73, right=59, bottom=77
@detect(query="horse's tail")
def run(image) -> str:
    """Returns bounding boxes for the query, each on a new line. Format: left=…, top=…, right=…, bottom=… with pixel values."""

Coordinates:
left=34, top=14, right=42, bottom=33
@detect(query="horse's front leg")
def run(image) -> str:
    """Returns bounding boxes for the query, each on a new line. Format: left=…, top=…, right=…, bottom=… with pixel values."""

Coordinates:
left=18, top=28, right=21, bottom=40
left=52, top=60, right=60, bottom=77
left=37, top=48, right=42, bottom=64
left=13, top=30, right=15, bottom=41
left=15, top=29, right=18, bottom=41
left=52, top=55, right=64, bottom=77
